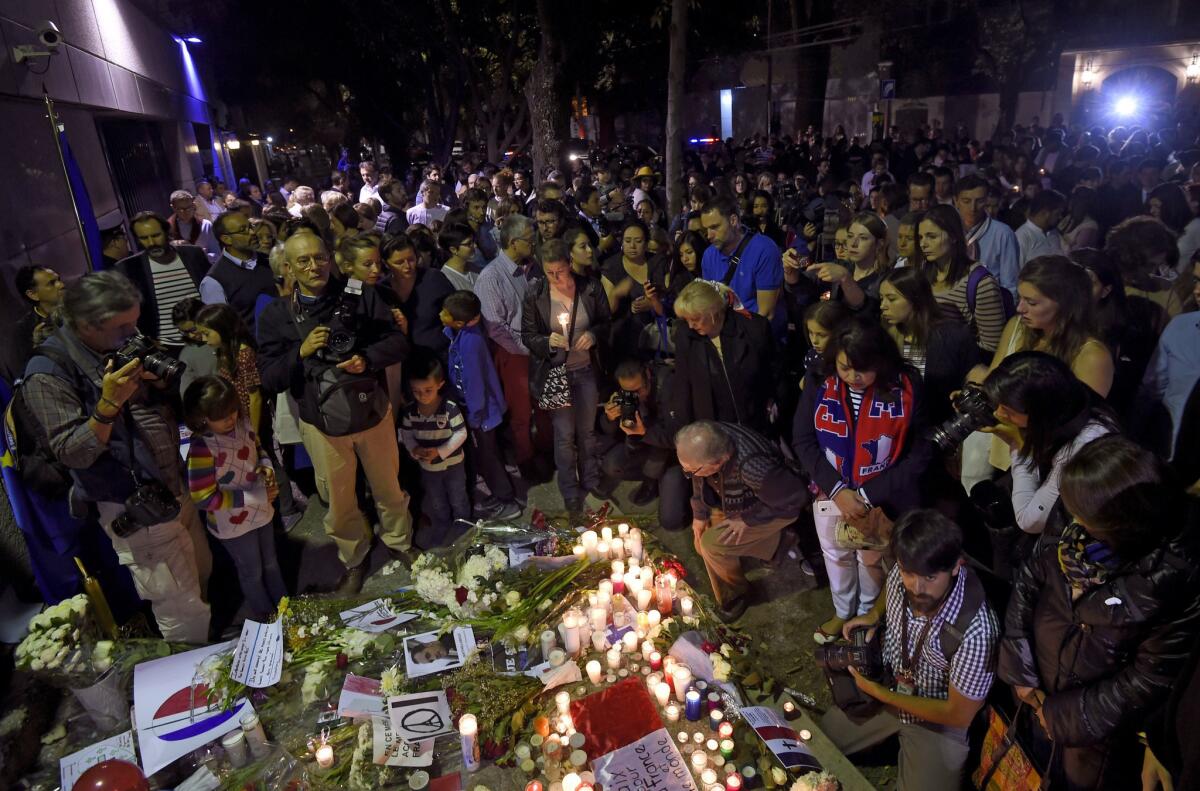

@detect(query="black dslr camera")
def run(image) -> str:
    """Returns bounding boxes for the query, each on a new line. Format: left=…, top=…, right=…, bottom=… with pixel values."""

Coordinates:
left=110, top=480, right=181, bottom=538
left=929, top=384, right=998, bottom=452
left=814, top=626, right=887, bottom=721
left=109, top=334, right=185, bottom=386
left=615, top=389, right=640, bottom=429
left=323, top=278, right=364, bottom=361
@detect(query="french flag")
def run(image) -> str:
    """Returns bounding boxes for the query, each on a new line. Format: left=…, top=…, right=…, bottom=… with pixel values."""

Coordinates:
left=149, top=684, right=247, bottom=742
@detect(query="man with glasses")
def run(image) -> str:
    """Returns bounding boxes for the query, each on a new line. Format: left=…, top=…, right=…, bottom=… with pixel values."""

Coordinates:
left=167, top=190, right=221, bottom=263
left=200, top=212, right=278, bottom=329
left=676, top=420, right=806, bottom=622
left=475, top=214, right=541, bottom=467
left=256, top=231, right=413, bottom=594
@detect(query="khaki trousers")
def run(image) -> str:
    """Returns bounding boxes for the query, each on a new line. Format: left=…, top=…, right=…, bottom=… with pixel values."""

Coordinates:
left=694, top=510, right=793, bottom=606
left=299, top=407, right=413, bottom=568
left=820, top=706, right=969, bottom=790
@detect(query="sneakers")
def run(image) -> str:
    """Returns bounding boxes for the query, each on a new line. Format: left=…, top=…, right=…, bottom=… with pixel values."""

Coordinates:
left=477, top=498, right=523, bottom=520
left=813, top=615, right=847, bottom=645
left=493, top=501, right=523, bottom=520
left=630, top=480, right=658, bottom=507
left=800, top=558, right=817, bottom=576
left=281, top=510, right=304, bottom=533
left=717, top=596, right=749, bottom=623
left=335, top=563, right=367, bottom=596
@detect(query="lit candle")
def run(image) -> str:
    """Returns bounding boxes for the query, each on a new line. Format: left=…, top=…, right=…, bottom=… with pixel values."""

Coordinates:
left=558, top=312, right=571, bottom=336
left=627, top=528, right=643, bottom=559
left=718, top=721, right=733, bottom=740
left=719, top=739, right=734, bottom=759
left=685, top=689, right=702, bottom=721
left=799, top=729, right=812, bottom=741
left=637, top=589, right=653, bottom=611
left=641, top=639, right=654, bottom=661
left=562, top=772, right=581, bottom=791
left=315, top=743, right=334, bottom=769
left=591, top=607, right=607, bottom=632
left=650, top=651, right=662, bottom=671
left=459, top=713, right=480, bottom=772
left=601, top=526, right=613, bottom=543
left=626, top=573, right=642, bottom=597
left=701, top=769, right=718, bottom=786
left=648, top=609, right=661, bottom=627
left=655, top=578, right=674, bottom=614
left=629, top=557, right=640, bottom=571
left=690, top=750, right=707, bottom=771
left=581, top=530, right=599, bottom=561
left=610, top=572, right=625, bottom=595
left=680, top=596, right=694, bottom=617
left=549, top=648, right=567, bottom=667
left=577, top=785, right=594, bottom=791
left=726, top=774, right=743, bottom=791
left=611, top=537, right=625, bottom=559
left=654, top=681, right=672, bottom=707
left=560, top=614, right=581, bottom=655
left=710, top=709, right=724, bottom=731
left=586, top=660, right=602, bottom=685
left=612, top=559, right=625, bottom=577
left=598, top=579, right=613, bottom=598
left=694, top=732, right=706, bottom=745
left=622, top=631, right=638, bottom=653
left=591, top=630, right=607, bottom=651
left=556, top=690, right=571, bottom=715
left=617, top=522, right=630, bottom=536
left=606, top=647, right=621, bottom=669
left=526, top=783, right=545, bottom=791
left=663, top=655, right=677, bottom=677
left=673, top=667, right=693, bottom=702
left=596, top=540, right=610, bottom=559
left=711, top=785, right=726, bottom=791
left=572, top=544, right=585, bottom=560
left=541, top=629, right=557, bottom=657
left=637, top=611, right=649, bottom=631
left=707, top=692, right=722, bottom=712
left=706, top=739, right=719, bottom=752
left=678, top=731, right=690, bottom=744
left=665, top=703, right=680, bottom=722
left=641, top=566, right=654, bottom=587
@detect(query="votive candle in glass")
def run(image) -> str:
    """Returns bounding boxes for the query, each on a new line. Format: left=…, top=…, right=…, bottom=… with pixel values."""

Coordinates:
left=665, top=703, right=680, bottom=722
left=596, top=540, right=610, bottom=560
left=648, top=610, right=662, bottom=628
left=706, top=739, right=719, bottom=752
left=680, top=596, right=694, bottom=617
left=586, top=660, right=602, bottom=685
left=562, top=772, right=581, bottom=791
left=690, top=750, right=707, bottom=771
left=636, top=588, right=653, bottom=611
left=591, top=607, right=607, bottom=632
left=556, top=690, right=571, bottom=715
left=719, top=739, right=734, bottom=759
left=598, top=579, right=613, bottom=598
left=726, top=775, right=743, bottom=791
left=673, top=667, right=693, bottom=702
left=641, top=639, right=654, bottom=661
left=709, top=709, right=724, bottom=731
left=611, top=537, right=626, bottom=560
left=685, top=689, right=703, bottom=721
left=622, top=631, right=638, bottom=653
left=572, top=544, right=585, bottom=561
left=541, top=629, right=557, bottom=657
left=701, top=769, right=718, bottom=787
left=707, top=692, right=722, bottom=712
left=718, top=721, right=734, bottom=740
left=655, top=681, right=672, bottom=707
left=650, top=651, right=663, bottom=671
left=610, top=571, right=625, bottom=595
left=606, top=647, right=622, bottom=669
left=655, top=578, right=674, bottom=614
left=617, top=522, right=630, bottom=536
left=591, top=630, right=607, bottom=651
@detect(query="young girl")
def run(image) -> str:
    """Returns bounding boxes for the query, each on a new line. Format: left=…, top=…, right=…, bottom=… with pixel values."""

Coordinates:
left=184, top=376, right=286, bottom=621
left=194, top=304, right=263, bottom=434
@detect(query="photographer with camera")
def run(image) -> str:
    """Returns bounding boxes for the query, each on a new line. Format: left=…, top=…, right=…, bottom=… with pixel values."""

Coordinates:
left=21, top=271, right=211, bottom=643
left=819, top=509, right=999, bottom=790
left=257, top=231, right=413, bottom=595
left=600, top=359, right=689, bottom=529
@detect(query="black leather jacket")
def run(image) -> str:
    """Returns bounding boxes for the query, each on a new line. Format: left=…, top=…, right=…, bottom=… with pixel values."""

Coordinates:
left=998, top=527, right=1200, bottom=747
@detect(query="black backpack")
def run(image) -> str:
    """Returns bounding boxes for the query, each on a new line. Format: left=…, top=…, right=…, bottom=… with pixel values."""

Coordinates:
left=3, top=346, right=77, bottom=499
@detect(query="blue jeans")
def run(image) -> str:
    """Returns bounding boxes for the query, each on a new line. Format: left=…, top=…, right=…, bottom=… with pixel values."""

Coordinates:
left=220, top=525, right=287, bottom=620
left=419, top=462, right=472, bottom=548
left=552, top=366, right=600, bottom=506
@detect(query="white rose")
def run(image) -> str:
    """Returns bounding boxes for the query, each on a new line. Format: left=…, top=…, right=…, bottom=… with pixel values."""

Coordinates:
left=505, top=590, right=521, bottom=608
left=513, top=625, right=530, bottom=644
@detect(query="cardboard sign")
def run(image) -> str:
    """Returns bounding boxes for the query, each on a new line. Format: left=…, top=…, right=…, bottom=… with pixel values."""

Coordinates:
left=591, top=727, right=697, bottom=791
left=740, top=705, right=822, bottom=773
left=230, top=619, right=283, bottom=688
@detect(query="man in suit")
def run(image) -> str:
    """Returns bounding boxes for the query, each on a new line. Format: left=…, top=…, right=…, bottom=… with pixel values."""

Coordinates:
left=115, top=211, right=210, bottom=350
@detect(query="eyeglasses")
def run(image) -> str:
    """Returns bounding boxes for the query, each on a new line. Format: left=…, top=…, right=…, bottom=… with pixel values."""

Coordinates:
left=291, top=254, right=329, bottom=271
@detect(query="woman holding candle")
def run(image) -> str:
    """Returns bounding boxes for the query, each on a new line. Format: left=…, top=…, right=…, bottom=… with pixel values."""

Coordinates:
left=523, top=239, right=612, bottom=519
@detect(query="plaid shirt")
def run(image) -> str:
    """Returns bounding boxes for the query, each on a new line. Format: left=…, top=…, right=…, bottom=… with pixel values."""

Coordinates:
left=882, top=564, right=999, bottom=725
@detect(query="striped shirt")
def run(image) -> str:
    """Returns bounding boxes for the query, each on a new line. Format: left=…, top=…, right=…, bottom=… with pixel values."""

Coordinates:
left=933, top=264, right=1006, bottom=352
left=186, top=419, right=273, bottom=539
left=399, top=398, right=467, bottom=472
left=149, top=255, right=201, bottom=345
left=847, top=386, right=864, bottom=417
left=902, top=339, right=927, bottom=376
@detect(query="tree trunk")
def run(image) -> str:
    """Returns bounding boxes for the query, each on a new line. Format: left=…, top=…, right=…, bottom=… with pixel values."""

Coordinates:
left=994, top=80, right=1020, bottom=142
left=525, top=0, right=563, bottom=181
left=665, top=0, right=688, bottom=219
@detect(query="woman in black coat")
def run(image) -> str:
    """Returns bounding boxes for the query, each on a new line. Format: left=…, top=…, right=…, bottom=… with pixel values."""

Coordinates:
left=522, top=241, right=612, bottom=515
left=998, top=435, right=1200, bottom=790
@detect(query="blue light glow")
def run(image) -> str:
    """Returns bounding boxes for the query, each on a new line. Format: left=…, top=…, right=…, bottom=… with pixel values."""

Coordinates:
left=1114, top=95, right=1138, bottom=117
left=176, top=38, right=206, bottom=102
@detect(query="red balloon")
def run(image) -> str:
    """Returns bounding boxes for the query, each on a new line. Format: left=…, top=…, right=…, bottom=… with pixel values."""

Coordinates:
left=72, top=760, right=150, bottom=791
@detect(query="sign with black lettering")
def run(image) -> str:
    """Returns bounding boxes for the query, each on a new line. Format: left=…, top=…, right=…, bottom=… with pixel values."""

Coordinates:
left=591, top=727, right=697, bottom=791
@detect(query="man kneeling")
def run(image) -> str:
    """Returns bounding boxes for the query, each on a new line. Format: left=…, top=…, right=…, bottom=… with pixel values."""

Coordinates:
left=676, top=420, right=806, bottom=622
left=821, top=509, right=999, bottom=789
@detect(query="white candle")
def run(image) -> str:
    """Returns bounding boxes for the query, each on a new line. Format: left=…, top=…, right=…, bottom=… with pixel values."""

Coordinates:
left=680, top=597, right=694, bottom=617
left=690, top=750, right=707, bottom=770
left=601, top=526, right=613, bottom=543
left=572, top=544, right=585, bottom=560
left=641, top=639, right=655, bottom=661
left=459, top=713, right=480, bottom=772
left=617, top=522, right=630, bottom=536
left=629, top=557, right=640, bottom=571
left=611, top=560, right=625, bottom=577
left=648, top=609, right=661, bottom=627
left=673, top=667, right=692, bottom=702
left=625, top=573, right=641, bottom=597
left=597, top=591, right=611, bottom=614
left=622, top=631, right=638, bottom=653
left=591, top=630, right=607, bottom=651
left=598, top=579, right=613, bottom=598
left=799, top=729, right=812, bottom=741
left=556, top=690, right=571, bottom=714
left=654, top=681, right=672, bottom=707
left=596, top=540, right=610, bottom=560
left=586, top=660, right=602, bottom=685
left=693, top=731, right=705, bottom=744
left=665, top=703, right=680, bottom=722
left=590, top=607, right=607, bottom=632
left=581, top=530, right=599, bottom=561
left=562, top=773, right=581, bottom=791
left=637, top=611, right=649, bottom=632
left=640, top=567, right=654, bottom=588
left=611, top=537, right=625, bottom=560
left=628, top=528, right=643, bottom=559
left=701, top=769, right=718, bottom=786
left=706, top=739, right=718, bottom=751
left=315, top=743, right=334, bottom=769
left=558, top=312, right=571, bottom=335
left=549, top=649, right=567, bottom=667
left=541, top=630, right=557, bottom=657
left=561, top=614, right=581, bottom=655
left=636, top=588, right=652, bottom=611
left=613, top=608, right=626, bottom=628
left=606, top=648, right=621, bottom=669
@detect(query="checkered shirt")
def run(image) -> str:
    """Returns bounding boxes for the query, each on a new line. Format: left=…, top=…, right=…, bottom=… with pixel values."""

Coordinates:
left=882, top=564, right=999, bottom=724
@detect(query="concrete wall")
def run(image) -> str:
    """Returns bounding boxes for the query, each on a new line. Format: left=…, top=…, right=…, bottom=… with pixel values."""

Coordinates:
left=823, top=90, right=1057, bottom=141
left=0, top=0, right=221, bottom=305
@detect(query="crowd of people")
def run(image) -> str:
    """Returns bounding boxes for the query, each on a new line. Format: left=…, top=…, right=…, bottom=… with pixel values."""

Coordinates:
left=4, top=114, right=1200, bottom=790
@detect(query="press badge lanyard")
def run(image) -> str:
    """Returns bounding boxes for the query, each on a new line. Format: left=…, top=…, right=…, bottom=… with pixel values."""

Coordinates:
left=897, top=591, right=951, bottom=694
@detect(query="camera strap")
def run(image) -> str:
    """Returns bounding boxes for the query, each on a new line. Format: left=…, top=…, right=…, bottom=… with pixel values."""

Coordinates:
left=899, top=582, right=954, bottom=677
left=719, top=229, right=756, bottom=286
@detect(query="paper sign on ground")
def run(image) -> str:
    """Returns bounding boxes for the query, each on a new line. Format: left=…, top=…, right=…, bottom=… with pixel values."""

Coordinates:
left=59, top=730, right=136, bottom=791
left=372, top=715, right=435, bottom=766
left=133, top=641, right=250, bottom=776
left=337, top=674, right=386, bottom=719
left=740, top=705, right=822, bottom=773
left=230, top=619, right=283, bottom=688
left=402, top=626, right=474, bottom=679
left=387, top=690, right=454, bottom=743
left=340, top=599, right=418, bottom=633
left=591, top=727, right=698, bottom=791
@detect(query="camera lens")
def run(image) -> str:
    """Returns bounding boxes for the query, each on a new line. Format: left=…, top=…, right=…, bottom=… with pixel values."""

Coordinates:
left=327, top=329, right=355, bottom=355
left=142, top=351, right=185, bottom=385
left=109, top=514, right=142, bottom=539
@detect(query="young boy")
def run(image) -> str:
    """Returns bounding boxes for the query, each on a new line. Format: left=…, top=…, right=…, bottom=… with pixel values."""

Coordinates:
left=399, top=358, right=471, bottom=548
left=440, top=290, right=522, bottom=519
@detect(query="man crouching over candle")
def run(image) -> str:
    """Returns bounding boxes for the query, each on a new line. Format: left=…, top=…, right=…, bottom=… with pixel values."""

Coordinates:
left=675, top=420, right=805, bottom=622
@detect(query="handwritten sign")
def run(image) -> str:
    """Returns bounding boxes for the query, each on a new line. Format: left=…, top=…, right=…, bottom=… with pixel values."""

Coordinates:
left=372, top=716, right=435, bottom=766
left=60, top=730, right=137, bottom=791
left=230, top=619, right=283, bottom=688
left=740, top=706, right=822, bottom=773
left=340, top=599, right=418, bottom=633
left=591, top=727, right=697, bottom=791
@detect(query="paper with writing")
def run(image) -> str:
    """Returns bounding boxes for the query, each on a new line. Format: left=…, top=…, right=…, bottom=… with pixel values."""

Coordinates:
left=591, top=727, right=697, bottom=791
left=230, top=619, right=283, bottom=687
left=340, top=599, right=418, bottom=633
left=372, top=715, right=435, bottom=766
left=59, top=730, right=137, bottom=791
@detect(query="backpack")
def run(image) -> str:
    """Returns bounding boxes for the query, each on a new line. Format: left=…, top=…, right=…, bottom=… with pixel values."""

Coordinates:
left=966, top=266, right=1016, bottom=322
left=2, top=346, right=78, bottom=499
left=289, top=302, right=389, bottom=438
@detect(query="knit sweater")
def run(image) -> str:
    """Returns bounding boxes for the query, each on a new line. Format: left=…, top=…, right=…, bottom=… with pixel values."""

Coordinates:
left=186, top=419, right=274, bottom=539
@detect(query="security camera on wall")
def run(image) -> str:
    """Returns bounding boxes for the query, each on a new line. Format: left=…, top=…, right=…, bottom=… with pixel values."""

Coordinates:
left=12, top=20, right=62, bottom=65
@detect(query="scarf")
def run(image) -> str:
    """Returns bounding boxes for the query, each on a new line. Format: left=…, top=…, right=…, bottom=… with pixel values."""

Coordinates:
left=1057, top=521, right=1122, bottom=601
left=813, top=373, right=914, bottom=487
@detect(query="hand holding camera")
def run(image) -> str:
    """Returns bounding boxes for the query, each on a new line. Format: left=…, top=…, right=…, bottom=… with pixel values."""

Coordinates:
left=300, top=326, right=330, bottom=359
left=101, top=357, right=143, bottom=410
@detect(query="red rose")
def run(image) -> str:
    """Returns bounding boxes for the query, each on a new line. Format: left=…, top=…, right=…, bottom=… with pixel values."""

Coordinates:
left=701, top=641, right=718, bottom=654
left=531, top=509, right=547, bottom=530
left=336, top=652, right=348, bottom=669
left=455, top=586, right=469, bottom=604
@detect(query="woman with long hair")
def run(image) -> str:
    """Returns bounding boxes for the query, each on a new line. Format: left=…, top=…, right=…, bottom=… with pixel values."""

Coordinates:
left=806, top=212, right=891, bottom=310
left=1147, top=182, right=1191, bottom=236
left=601, top=219, right=663, bottom=356
left=918, top=204, right=1008, bottom=353
left=194, top=303, right=263, bottom=434
left=1070, top=248, right=1127, bottom=356
left=750, top=189, right=786, bottom=247
left=879, top=267, right=979, bottom=425
left=1061, top=185, right=1100, bottom=251
left=561, top=224, right=600, bottom=281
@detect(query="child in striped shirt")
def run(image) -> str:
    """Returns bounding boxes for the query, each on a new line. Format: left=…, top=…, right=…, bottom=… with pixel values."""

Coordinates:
left=400, top=358, right=470, bottom=549
left=184, top=376, right=286, bottom=621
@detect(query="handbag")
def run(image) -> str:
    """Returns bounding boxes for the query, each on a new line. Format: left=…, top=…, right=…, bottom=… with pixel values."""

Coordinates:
left=972, top=703, right=1052, bottom=791
left=536, top=290, right=580, bottom=411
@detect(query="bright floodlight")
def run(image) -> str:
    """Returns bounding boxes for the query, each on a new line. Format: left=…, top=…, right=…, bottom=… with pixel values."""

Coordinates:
left=1115, top=95, right=1138, bottom=117
left=184, top=36, right=202, bottom=44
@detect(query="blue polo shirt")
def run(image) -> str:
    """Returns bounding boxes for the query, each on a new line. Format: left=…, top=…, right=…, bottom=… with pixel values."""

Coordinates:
left=700, top=232, right=784, bottom=314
